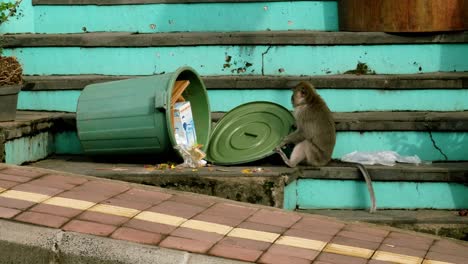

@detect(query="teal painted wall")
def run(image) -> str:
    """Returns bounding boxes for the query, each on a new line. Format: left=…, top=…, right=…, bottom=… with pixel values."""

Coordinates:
left=17, top=89, right=468, bottom=113
left=18, top=90, right=81, bottom=112
left=208, top=89, right=468, bottom=112
left=335, top=131, right=467, bottom=161
left=48, top=130, right=467, bottom=162
left=4, top=131, right=82, bottom=165
left=4, top=132, right=54, bottom=165
left=54, top=131, right=83, bottom=154
left=0, top=0, right=34, bottom=33
left=5, top=44, right=468, bottom=76
left=0, top=1, right=338, bottom=33
left=284, top=180, right=297, bottom=210
left=284, top=179, right=468, bottom=210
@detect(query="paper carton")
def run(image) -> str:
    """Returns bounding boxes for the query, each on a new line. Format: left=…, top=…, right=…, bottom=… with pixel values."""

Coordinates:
left=173, top=101, right=197, bottom=147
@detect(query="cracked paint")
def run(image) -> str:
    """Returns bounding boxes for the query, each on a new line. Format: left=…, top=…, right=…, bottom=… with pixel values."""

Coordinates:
left=261, top=46, right=272, bottom=75
left=428, top=131, right=449, bottom=160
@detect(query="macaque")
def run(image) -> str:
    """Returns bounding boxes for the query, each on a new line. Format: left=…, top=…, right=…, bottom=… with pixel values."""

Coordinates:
left=275, top=81, right=336, bottom=167
left=276, top=81, right=377, bottom=213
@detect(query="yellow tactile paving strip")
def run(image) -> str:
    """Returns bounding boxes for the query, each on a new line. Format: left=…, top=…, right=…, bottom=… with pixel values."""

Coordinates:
left=0, top=166, right=466, bottom=264
left=43, top=197, right=95, bottom=210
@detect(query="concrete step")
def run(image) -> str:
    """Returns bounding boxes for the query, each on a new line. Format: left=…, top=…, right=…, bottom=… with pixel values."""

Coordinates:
left=29, top=155, right=468, bottom=211
left=298, top=209, right=468, bottom=241
left=22, top=73, right=468, bottom=91
left=3, top=31, right=467, bottom=76
left=2, top=110, right=468, bottom=164
left=4, top=31, right=467, bottom=47
left=17, top=73, right=468, bottom=113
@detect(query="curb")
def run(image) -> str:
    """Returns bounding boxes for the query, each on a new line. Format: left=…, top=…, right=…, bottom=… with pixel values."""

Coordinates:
left=0, top=220, right=249, bottom=264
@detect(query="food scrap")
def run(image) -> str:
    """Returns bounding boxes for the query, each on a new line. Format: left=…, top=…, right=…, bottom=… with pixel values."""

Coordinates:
left=241, top=168, right=265, bottom=174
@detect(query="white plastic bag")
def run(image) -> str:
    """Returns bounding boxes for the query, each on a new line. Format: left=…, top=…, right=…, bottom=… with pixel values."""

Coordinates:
left=341, top=151, right=421, bottom=166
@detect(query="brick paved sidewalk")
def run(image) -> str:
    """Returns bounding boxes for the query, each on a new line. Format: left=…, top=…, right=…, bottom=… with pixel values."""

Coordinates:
left=0, top=164, right=467, bottom=264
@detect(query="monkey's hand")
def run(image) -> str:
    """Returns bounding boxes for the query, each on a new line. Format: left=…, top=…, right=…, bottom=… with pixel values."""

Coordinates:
left=277, top=140, right=288, bottom=149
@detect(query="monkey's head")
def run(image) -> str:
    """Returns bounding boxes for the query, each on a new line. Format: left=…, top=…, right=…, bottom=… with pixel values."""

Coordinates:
left=291, top=81, right=318, bottom=107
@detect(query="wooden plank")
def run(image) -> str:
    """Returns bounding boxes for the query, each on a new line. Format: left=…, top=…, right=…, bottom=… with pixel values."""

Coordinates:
left=2, top=31, right=467, bottom=48
left=171, top=80, right=190, bottom=105
left=339, top=0, right=466, bottom=32
left=21, top=73, right=468, bottom=91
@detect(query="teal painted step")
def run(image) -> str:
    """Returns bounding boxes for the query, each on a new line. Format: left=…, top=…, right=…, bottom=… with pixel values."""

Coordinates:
left=5, top=44, right=467, bottom=75
left=5, top=129, right=467, bottom=164
left=48, top=130, right=468, bottom=161
left=17, top=88, right=468, bottom=112
left=4, top=131, right=82, bottom=165
left=284, top=179, right=468, bottom=210
left=4, top=132, right=54, bottom=165
left=0, top=0, right=338, bottom=33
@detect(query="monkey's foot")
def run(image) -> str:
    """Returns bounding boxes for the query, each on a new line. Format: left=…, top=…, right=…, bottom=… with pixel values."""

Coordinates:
left=275, top=147, right=296, bottom=168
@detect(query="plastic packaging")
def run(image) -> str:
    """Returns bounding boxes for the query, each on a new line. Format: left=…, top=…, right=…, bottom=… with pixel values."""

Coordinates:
left=341, top=151, right=421, bottom=166
left=174, top=144, right=207, bottom=168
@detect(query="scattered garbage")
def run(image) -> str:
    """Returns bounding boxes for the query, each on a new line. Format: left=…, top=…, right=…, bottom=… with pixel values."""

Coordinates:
left=174, top=144, right=207, bottom=168
left=144, top=163, right=176, bottom=171
left=170, top=79, right=208, bottom=168
left=241, top=168, right=268, bottom=174
left=95, top=167, right=129, bottom=171
left=341, top=150, right=421, bottom=166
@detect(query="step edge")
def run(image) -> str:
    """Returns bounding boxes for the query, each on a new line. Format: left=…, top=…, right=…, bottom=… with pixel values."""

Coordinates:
left=3, top=31, right=467, bottom=47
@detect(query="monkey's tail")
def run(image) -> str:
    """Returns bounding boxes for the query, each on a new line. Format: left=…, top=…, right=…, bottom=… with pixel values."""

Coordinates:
left=355, top=163, right=377, bottom=213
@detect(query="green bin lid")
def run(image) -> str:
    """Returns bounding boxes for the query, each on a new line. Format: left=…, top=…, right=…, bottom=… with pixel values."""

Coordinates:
left=207, top=101, right=294, bottom=165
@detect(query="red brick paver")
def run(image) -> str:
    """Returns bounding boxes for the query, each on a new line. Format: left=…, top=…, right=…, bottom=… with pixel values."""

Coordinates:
left=30, top=203, right=84, bottom=218
left=210, top=244, right=263, bottom=262
left=247, top=208, right=302, bottom=228
left=62, top=219, right=117, bottom=237
left=111, top=227, right=163, bottom=245
left=0, top=164, right=467, bottom=264
left=160, top=236, right=214, bottom=254
left=263, top=244, right=320, bottom=261
left=0, top=206, right=21, bottom=219
left=124, top=218, right=177, bottom=235
left=170, top=227, right=224, bottom=243
left=15, top=211, right=69, bottom=228
left=259, top=252, right=312, bottom=264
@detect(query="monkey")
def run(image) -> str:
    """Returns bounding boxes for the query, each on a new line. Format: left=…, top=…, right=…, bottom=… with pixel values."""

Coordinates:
left=275, top=81, right=336, bottom=167
left=275, top=81, right=377, bottom=213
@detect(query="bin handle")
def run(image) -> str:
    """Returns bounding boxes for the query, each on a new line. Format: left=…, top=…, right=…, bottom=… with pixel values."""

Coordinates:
left=155, top=91, right=167, bottom=111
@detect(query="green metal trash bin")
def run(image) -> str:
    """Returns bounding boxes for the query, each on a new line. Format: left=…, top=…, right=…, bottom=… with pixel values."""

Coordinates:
left=77, top=67, right=211, bottom=156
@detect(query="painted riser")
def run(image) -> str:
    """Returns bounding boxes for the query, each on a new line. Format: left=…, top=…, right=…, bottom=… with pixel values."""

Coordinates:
left=5, top=130, right=465, bottom=164
left=4, top=131, right=81, bottom=165
left=17, top=89, right=468, bottom=113
left=0, top=0, right=338, bottom=33
left=5, top=45, right=467, bottom=76
left=284, top=180, right=468, bottom=210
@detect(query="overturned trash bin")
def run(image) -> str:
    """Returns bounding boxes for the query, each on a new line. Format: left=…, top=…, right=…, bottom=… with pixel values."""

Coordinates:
left=77, top=67, right=211, bottom=156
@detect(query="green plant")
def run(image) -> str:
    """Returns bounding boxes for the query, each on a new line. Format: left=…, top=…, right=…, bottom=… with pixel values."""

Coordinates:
left=0, top=0, right=23, bottom=85
left=0, top=0, right=22, bottom=25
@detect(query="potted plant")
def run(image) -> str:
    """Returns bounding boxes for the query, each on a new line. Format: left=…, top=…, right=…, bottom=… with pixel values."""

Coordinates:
left=0, top=0, right=23, bottom=121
